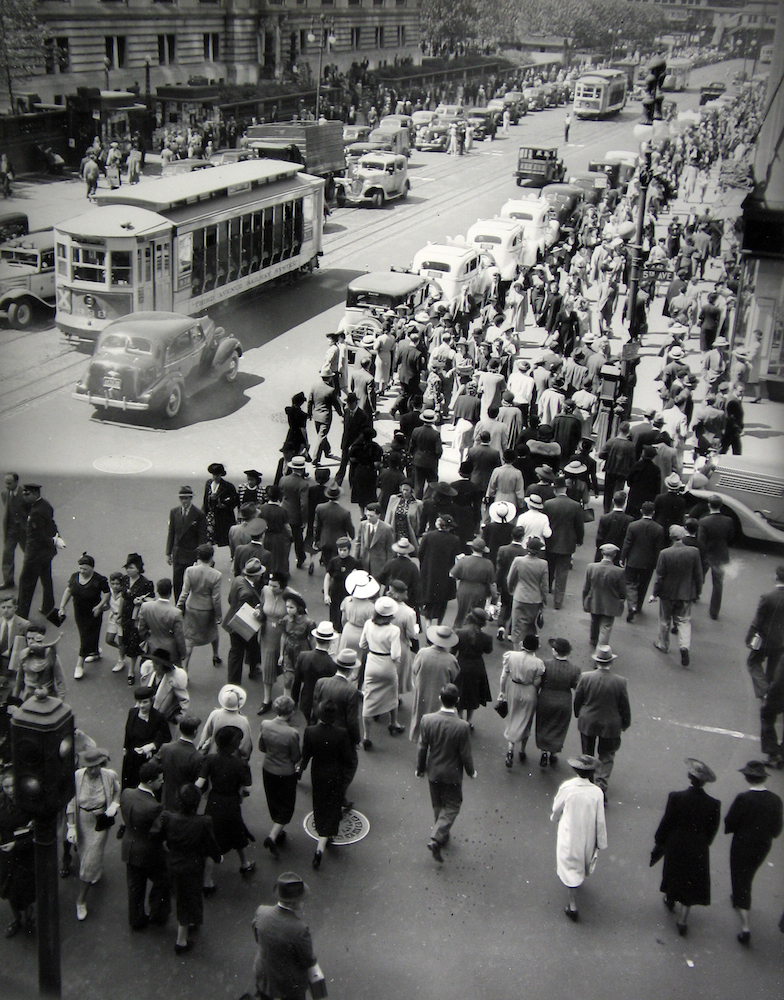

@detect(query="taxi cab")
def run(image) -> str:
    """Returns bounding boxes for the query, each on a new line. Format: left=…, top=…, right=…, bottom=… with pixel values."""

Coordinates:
left=411, top=243, right=498, bottom=306
left=334, top=153, right=410, bottom=208
left=337, top=271, right=429, bottom=346
left=465, top=219, right=525, bottom=283
left=499, top=199, right=560, bottom=265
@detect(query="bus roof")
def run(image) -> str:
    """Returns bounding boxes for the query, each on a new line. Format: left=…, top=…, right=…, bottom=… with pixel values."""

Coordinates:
left=94, top=160, right=303, bottom=214
left=56, top=204, right=172, bottom=239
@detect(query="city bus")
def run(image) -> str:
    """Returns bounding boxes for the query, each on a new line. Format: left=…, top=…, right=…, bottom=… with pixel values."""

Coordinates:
left=572, top=70, right=627, bottom=119
left=54, top=160, right=325, bottom=342
left=663, top=58, right=692, bottom=92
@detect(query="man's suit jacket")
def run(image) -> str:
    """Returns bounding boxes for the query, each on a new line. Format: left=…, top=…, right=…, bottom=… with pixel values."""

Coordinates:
left=137, top=599, right=187, bottom=662
left=0, top=614, right=29, bottom=669
left=697, top=512, right=734, bottom=566
left=621, top=517, right=665, bottom=570
left=653, top=542, right=703, bottom=602
left=350, top=369, right=376, bottom=414
left=496, top=542, right=525, bottom=593
left=582, top=561, right=626, bottom=615
left=228, top=522, right=253, bottom=556
left=341, top=406, right=370, bottom=451
left=417, top=709, right=474, bottom=784
left=253, top=904, right=317, bottom=1000
left=396, top=339, right=425, bottom=385
left=544, top=494, right=584, bottom=555
left=573, top=668, right=631, bottom=738
left=312, top=673, right=361, bottom=746
left=223, top=574, right=263, bottom=632
left=746, top=586, right=784, bottom=650
left=279, top=473, right=309, bottom=527
left=2, top=487, right=26, bottom=541
left=177, top=562, right=222, bottom=617
left=410, top=424, right=442, bottom=472
left=653, top=491, right=687, bottom=531
left=595, top=509, right=633, bottom=556
left=314, top=501, right=355, bottom=552
left=232, top=541, right=272, bottom=578
left=166, top=504, right=208, bottom=566
left=24, top=497, right=57, bottom=561
left=120, top=786, right=167, bottom=868
left=352, top=519, right=395, bottom=577
left=155, top=738, right=202, bottom=811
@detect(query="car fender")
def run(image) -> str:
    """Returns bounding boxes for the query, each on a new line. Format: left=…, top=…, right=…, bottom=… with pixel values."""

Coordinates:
left=0, top=288, right=54, bottom=310
left=688, top=487, right=784, bottom=544
left=213, top=337, right=243, bottom=368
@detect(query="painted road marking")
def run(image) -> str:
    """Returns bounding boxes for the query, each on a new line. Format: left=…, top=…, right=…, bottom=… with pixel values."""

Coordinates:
left=652, top=717, right=756, bottom=741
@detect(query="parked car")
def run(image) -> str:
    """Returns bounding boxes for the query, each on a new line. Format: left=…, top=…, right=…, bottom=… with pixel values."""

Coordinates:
left=540, top=183, right=585, bottom=226
left=380, top=115, right=416, bottom=142
left=345, top=139, right=394, bottom=171
left=523, top=87, right=546, bottom=111
left=0, top=211, right=29, bottom=242
left=435, top=103, right=465, bottom=117
left=411, top=243, right=498, bottom=307
left=540, top=83, right=560, bottom=107
left=0, top=229, right=56, bottom=329
left=504, top=91, right=529, bottom=115
left=568, top=171, right=608, bottom=206
left=415, top=123, right=450, bottom=152
left=337, top=271, right=429, bottom=348
left=334, top=153, right=410, bottom=208
left=688, top=454, right=784, bottom=543
left=161, top=158, right=214, bottom=177
left=209, top=148, right=255, bottom=166
left=498, top=199, right=560, bottom=265
left=412, top=110, right=437, bottom=131
left=464, top=108, right=497, bottom=140
left=465, top=218, right=526, bottom=283
left=73, top=312, right=242, bottom=420
left=343, top=124, right=372, bottom=145
left=369, top=126, right=410, bottom=158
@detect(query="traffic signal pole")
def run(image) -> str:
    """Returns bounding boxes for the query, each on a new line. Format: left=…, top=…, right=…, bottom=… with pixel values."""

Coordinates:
left=34, top=814, right=62, bottom=998
left=626, top=144, right=653, bottom=345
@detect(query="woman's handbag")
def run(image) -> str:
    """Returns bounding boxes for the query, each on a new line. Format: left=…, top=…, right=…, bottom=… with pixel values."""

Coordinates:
left=583, top=506, right=595, bottom=523
left=94, top=812, right=115, bottom=832
left=493, top=696, right=508, bottom=719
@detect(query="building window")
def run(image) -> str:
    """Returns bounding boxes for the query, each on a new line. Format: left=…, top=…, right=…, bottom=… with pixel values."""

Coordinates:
left=204, top=33, right=220, bottom=61
left=375, top=25, right=384, bottom=47
left=45, top=37, right=69, bottom=75
left=158, top=34, right=176, bottom=65
left=299, top=29, right=308, bottom=54
left=350, top=26, right=361, bottom=49
left=373, top=0, right=384, bottom=6
left=105, top=36, right=126, bottom=69
left=396, top=0, right=406, bottom=5
left=322, top=0, right=334, bottom=5
left=397, top=25, right=405, bottom=45
left=348, top=0, right=360, bottom=6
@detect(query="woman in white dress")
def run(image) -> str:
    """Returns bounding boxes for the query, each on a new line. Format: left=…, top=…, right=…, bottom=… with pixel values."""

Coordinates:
left=339, top=570, right=380, bottom=672
left=387, top=578, right=419, bottom=697
left=359, top=597, right=402, bottom=749
left=499, top=633, right=545, bottom=768
left=550, top=754, right=608, bottom=922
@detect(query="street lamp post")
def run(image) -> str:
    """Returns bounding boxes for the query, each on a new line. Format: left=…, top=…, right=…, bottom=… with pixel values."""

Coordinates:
left=307, top=15, right=336, bottom=120
left=626, top=142, right=652, bottom=344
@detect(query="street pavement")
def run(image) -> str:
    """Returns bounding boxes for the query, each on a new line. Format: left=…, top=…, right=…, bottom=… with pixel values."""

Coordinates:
left=1, top=58, right=783, bottom=1000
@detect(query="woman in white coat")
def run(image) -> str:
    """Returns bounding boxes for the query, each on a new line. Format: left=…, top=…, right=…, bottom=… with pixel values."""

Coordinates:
left=550, top=754, right=608, bottom=922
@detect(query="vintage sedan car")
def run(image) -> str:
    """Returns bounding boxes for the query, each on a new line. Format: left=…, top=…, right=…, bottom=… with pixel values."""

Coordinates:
left=434, top=103, right=465, bottom=117
left=337, top=271, right=429, bottom=352
left=0, top=229, right=56, bottom=329
left=412, top=110, right=437, bottom=131
left=415, top=122, right=450, bottom=152
left=540, top=183, right=585, bottom=226
left=73, top=312, right=242, bottom=419
left=523, top=87, right=546, bottom=111
left=504, top=91, right=529, bottom=116
left=464, top=108, right=497, bottom=140
left=498, top=198, right=560, bottom=265
left=568, top=171, right=608, bottom=206
left=411, top=242, right=499, bottom=307
left=209, top=148, right=255, bottom=166
left=334, top=153, right=410, bottom=208
left=464, top=218, right=525, bottom=283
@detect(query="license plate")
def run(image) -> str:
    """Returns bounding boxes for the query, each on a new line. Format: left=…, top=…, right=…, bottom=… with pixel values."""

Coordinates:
left=103, top=376, right=122, bottom=390
left=76, top=306, right=106, bottom=318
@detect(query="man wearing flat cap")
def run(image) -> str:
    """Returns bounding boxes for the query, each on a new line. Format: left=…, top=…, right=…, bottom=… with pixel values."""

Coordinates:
left=166, top=486, right=208, bottom=601
left=253, top=872, right=325, bottom=1000
left=582, top=544, right=626, bottom=648
left=652, top=524, right=703, bottom=667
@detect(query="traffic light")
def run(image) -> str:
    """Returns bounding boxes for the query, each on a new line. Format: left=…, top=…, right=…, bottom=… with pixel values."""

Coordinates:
left=11, top=693, right=75, bottom=817
left=641, top=57, right=667, bottom=125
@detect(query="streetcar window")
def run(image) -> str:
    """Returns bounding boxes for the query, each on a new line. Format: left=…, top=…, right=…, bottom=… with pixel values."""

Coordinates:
left=110, top=250, right=132, bottom=285
left=262, top=207, right=273, bottom=267
left=251, top=210, right=262, bottom=272
left=216, top=219, right=229, bottom=287
left=57, top=243, right=67, bottom=277
left=293, top=199, right=303, bottom=255
left=271, top=204, right=283, bottom=265
left=72, top=246, right=106, bottom=283
left=282, top=201, right=294, bottom=260
left=229, top=217, right=241, bottom=281
left=204, top=225, right=217, bottom=290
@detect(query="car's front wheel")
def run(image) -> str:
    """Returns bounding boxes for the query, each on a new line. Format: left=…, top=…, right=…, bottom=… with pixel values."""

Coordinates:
left=162, top=382, right=184, bottom=419
left=371, top=191, right=384, bottom=209
left=223, top=351, right=240, bottom=383
left=7, top=299, right=34, bottom=329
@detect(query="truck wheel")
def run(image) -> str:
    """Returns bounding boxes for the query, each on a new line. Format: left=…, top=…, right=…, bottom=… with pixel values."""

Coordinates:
left=401, top=182, right=409, bottom=200
left=516, top=178, right=523, bottom=187
left=336, top=188, right=346, bottom=208
left=7, top=300, right=34, bottom=329
left=371, top=191, right=384, bottom=209
left=223, top=351, right=240, bottom=383
left=162, top=382, right=184, bottom=419
left=325, top=177, right=336, bottom=201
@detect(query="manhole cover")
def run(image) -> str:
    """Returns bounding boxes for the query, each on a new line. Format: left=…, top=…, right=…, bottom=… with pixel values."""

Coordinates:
left=302, top=810, right=369, bottom=845
left=93, top=455, right=153, bottom=475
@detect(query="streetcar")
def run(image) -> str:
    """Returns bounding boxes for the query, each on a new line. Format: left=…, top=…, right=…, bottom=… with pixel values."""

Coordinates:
left=54, top=160, right=325, bottom=343
left=572, top=70, right=627, bottom=119
left=663, top=58, right=692, bottom=92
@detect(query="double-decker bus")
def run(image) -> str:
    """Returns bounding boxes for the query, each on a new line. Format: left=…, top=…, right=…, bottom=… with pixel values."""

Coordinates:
left=54, top=160, right=324, bottom=342
left=572, top=70, right=627, bottom=119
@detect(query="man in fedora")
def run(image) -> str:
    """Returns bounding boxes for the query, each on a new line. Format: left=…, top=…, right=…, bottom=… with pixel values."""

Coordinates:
left=279, top=457, right=310, bottom=569
left=223, top=557, right=265, bottom=685
left=466, top=429, right=502, bottom=495
left=232, top=518, right=271, bottom=578
left=507, top=535, right=549, bottom=646
left=495, top=525, right=527, bottom=641
left=352, top=502, right=394, bottom=579
left=599, top=422, right=635, bottom=513
left=573, top=645, right=631, bottom=798
left=417, top=515, right=462, bottom=628
left=487, top=449, right=525, bottom=512
left=621, top=501, right=665, bottom=621
left=313, top=483, right=354, bottom=569
left=308, top=369, right=343, bottom=466
left=252, top=872, right=325, bottom=1000
left=594, top=490, right=633, bottom=563
left=229, top=502, right=260, bottom=557
left=292, top=622, right=338, bottom=722
left=543, top=476, right=584, bottom=609
left=651, top=525, right=703, bottom=667
left=119, top=760, right=171, bottom=930
left=582, top=543, right=626, bottom=647
left=137, top=578, right=187, bottom=668
left=409, top=625, right=459, bottom=742
left=165, top=486, right=208, bottom=601
left=313, top=648, right=361, bottom=808
left=410, top=409, right=443, bottom=499
left=696, top=494, right=735, bottom=620
left=416, top=682, right=476, bottom=863
left=2, top=471, right=26, bottom=589
left=336, top=392, right=370, bottom=486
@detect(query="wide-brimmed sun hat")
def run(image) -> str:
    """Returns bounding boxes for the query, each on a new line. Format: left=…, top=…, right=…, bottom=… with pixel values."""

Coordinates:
left=426, top=624, right=458, bottom=649
left=218, top=684, right=247, bottom=710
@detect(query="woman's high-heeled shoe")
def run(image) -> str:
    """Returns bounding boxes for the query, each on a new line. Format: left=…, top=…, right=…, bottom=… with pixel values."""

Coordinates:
left=388, top=724, right=404, bottom=735
left=312, top=850, right=323, bottom=870
left=737, top=930, right=750, bottom=945
left=505, top=749, right=514, bottom=768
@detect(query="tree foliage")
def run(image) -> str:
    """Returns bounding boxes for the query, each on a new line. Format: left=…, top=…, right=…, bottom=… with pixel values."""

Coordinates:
left=515, top=0, right=660, bottom=52
left=0, top=0, right=49, bottom=111
left=420, top=0, right=479, bottom=52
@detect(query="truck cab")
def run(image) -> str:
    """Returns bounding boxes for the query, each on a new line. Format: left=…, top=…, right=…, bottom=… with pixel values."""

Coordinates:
left=515, top=147, right=565, bottom=188
left=0, top=229, right=56, bottom=328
